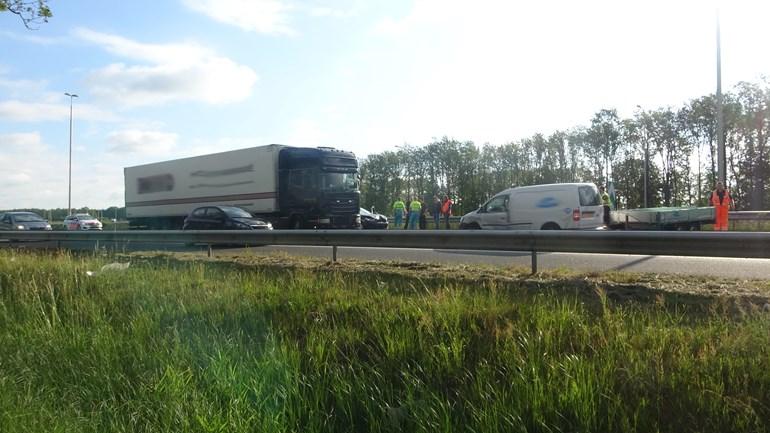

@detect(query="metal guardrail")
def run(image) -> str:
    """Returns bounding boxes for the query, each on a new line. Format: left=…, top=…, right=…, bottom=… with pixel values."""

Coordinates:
left=2, top=229, right=770, bottom=273
left=729, top=211, right=770, bottom=221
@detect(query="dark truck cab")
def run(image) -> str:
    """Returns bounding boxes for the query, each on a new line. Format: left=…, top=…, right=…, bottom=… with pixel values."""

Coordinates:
left=278, top=147, right=361, bottom=229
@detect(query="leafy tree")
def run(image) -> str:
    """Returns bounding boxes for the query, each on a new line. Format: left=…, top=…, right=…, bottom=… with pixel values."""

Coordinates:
left=359, top=80, right=770, bottom=215
left=0, top=0, right=52, bottom=28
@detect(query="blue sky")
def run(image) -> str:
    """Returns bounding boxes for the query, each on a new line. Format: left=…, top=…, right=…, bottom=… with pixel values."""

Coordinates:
left=1, top=0, right=768, bottom=209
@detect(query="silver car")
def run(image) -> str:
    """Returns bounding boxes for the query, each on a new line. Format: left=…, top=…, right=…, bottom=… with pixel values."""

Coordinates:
left=64, top=213, right=103, bottom=231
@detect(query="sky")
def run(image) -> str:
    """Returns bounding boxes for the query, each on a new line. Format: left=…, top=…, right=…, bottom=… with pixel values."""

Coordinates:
left=1, top=0, right=769, bottom=209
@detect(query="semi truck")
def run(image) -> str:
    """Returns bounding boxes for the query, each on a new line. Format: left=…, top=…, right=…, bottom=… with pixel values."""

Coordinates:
left=124, top=144, right=361, bottom=230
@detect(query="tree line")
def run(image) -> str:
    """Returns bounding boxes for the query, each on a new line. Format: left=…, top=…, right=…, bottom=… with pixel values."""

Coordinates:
left=359, top=79, right=770, bottom=216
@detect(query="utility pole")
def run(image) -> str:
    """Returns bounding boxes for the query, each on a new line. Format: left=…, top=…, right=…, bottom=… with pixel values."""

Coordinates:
left=64, top=92, right=78, bottom=216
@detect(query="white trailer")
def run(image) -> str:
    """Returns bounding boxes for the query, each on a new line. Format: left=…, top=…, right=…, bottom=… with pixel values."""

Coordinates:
left=124, top=145, right=361, bottom=229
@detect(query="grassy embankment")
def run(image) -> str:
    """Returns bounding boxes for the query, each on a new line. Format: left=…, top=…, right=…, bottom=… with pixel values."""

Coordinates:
left=1, top=249, right=769, bottom=432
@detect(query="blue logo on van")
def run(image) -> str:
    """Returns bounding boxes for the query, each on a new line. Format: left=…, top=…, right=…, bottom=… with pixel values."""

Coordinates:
left=536, top=197, right=559, bottom=208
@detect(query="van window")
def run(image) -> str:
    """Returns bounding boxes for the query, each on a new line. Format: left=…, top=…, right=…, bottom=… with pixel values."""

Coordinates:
left=579, top=185, right=601, bottom=206
left=485, top=195, right=509, bottom=213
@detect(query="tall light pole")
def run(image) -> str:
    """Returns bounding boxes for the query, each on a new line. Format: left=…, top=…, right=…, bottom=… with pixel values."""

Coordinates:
left=716, top=10, right=725, bottom=185
left=65, top=92, right=78, bottom=216
left=635, top=105, right=650, bottom=208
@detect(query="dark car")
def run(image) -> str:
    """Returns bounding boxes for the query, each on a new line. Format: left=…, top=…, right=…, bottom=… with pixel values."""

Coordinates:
left=182, top=206, right=273, bottom=230
left=0, top=211, right=52, bottom=231
left=0, top=212, right=51, bottom=230
left=360, top=208, right=388, bottom=229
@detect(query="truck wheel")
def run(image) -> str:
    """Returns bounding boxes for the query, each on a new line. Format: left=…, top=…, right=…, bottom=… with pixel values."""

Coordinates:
left=541, top=222, right=560, bottom=230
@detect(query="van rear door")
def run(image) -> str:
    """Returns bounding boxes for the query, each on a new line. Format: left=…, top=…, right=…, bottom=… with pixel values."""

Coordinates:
left=577, top=185, right=603, bottom=229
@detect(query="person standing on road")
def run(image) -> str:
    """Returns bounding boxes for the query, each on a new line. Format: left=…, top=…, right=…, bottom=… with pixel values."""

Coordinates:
left=392, top=198, right=406, bottom=229
left=408, top=198, right=421, bottom=230
left=441, top=195, right=453, bottom=229
left=432, top=196, right=442, bottom=229
left=599, top=185, right=611, bottom=226
left=710, top=181, right=734, bottom=231
left=419, top=198, right=428, bottom=230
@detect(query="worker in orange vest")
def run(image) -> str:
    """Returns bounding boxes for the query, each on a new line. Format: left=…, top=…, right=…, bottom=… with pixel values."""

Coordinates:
left=710, top=181, right=734, bottom=231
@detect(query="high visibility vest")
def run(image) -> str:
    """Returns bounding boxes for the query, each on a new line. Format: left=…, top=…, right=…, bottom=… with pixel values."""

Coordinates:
left=393, top=201, right=405, bottom=212
left=410, top=201, right=421, bottom=212
left=710, top=190, right=732, bottom=207
left=601, top=192, right=611, bottom=206
left=441, top=199, right=452, bottom=215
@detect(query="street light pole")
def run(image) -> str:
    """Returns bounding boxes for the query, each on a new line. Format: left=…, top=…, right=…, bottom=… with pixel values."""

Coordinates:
left=716, top=10, right=725, bottom=185
left=64, top=92, right=78, bottom=216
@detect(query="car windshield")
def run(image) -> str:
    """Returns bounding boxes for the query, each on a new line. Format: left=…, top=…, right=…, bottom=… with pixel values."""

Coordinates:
left=14, top=213, right=45, bottom=222
left=75, top=214, right=94, bottom=219
left=221, top=207, right=252, bottom=218
left=321, top=172, right=358, bottom=192
left=359, top=208, right=373, bottom=217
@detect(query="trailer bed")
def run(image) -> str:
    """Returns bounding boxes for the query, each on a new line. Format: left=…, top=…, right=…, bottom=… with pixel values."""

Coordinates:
left=611, top=207, right=715, bottom=230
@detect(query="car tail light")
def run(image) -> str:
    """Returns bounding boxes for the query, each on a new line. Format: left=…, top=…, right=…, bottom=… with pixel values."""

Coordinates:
left=572, top=209, right=580, bottom=221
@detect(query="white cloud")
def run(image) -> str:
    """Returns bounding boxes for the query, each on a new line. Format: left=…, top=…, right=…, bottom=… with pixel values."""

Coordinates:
left=360, top=0, right=770, bottom=148
left=0, top=132, right=67, bottom=206
left=183, top=136, right=266, bottom=158
left=0, top=75, right=48, bottom=95
left=182, top=0, right=295, bottom=35
left=0, top=99, right=117, bottom=122
left=0, top=30, right=64, bottom=45
left=73, top=28, right=259, bottom=107
left=106, top=129, right=179, bottom=156
left=1, top=132, right=46, bottom=151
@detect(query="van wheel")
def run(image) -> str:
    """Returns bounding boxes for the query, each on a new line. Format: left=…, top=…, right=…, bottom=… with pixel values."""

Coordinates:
left=541, top=222, right=560, bottom=230
left=460, top=222, right=480, bottom=230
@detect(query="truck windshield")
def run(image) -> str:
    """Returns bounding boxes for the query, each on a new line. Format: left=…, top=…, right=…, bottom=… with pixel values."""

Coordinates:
left=321, top=172, right=358, bottom=192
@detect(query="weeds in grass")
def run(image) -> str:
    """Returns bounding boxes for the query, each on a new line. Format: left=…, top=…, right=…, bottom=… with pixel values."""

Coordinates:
left=1, top=250, right=769, bottom=432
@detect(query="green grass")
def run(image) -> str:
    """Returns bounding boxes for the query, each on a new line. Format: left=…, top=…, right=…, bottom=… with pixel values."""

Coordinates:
left=1, top=250, right=769, bottom=432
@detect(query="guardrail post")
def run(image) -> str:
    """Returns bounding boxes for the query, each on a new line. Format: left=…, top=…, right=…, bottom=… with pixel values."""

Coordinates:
left=207, top=244, right=213, bottom=258
left=94, top=239, right=100, bottom=252
left=530, top=250, right=537, bottom=274
left=332, top=245, right=338, bottom=262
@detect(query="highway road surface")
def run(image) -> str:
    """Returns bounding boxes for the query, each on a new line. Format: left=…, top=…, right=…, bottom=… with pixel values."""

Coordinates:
left=3, top=240, right=770, bottom=279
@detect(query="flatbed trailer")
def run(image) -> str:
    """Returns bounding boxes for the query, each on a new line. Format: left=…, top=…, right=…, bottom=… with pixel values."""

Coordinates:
left=610, top=207, right=715, bottom=230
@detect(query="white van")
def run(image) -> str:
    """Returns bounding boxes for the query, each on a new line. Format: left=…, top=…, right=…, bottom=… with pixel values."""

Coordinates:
left=459, top=183, right=604, bottom=230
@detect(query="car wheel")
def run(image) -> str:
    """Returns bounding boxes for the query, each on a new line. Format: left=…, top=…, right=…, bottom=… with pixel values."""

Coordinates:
left=460, top=222, right=480, bottom=230
left=541, top=222, right=560, bottom=230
